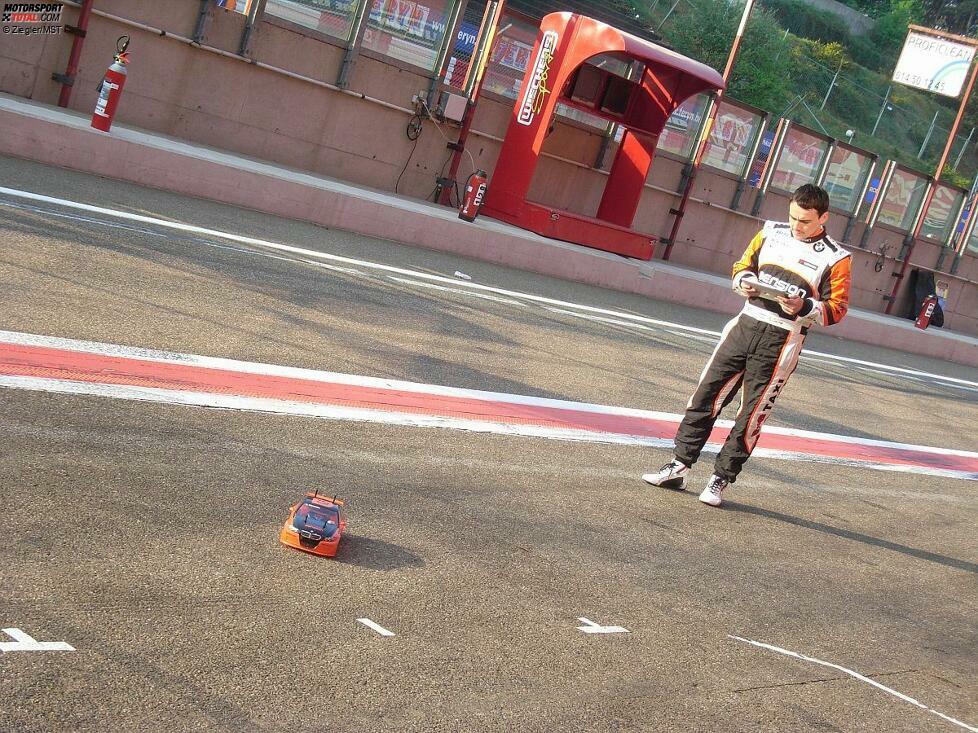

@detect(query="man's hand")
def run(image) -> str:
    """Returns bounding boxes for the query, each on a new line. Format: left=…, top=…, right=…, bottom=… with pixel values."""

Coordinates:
left=777, top=295, right=804, bottom=316
left=739, top=280, right=760, bottom=298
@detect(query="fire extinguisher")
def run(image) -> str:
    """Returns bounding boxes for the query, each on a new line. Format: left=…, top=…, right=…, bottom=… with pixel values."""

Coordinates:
left=915, top=294, right=938, bottom=330
left=459, top=170, right=488, bottom=222
left=91, top=36, right=131, bottom=133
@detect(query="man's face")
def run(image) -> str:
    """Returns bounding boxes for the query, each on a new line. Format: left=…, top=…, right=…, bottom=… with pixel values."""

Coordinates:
left=788, top=201, right=828, bottom=240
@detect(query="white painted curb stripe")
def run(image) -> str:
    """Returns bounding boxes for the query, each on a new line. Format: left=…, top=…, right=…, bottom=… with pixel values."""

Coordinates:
left=3, top=375, right=976, bottom=481
left=729, top=636, right=978, bottom=732
left=3, top=330, right=976, bottom=462
left=1, top=187, right=975, bottom=389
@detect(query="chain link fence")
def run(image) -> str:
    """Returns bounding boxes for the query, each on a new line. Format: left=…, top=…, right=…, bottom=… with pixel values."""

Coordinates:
left=790, top=51, right=977, bottom=182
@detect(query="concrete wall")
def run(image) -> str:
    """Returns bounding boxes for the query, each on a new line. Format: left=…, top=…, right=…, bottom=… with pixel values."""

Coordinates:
left=1, top=0, right=975, bottom=334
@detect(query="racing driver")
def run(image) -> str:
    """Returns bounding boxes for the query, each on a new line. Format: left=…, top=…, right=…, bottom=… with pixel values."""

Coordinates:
left=643, top=184, right=852, bottom=507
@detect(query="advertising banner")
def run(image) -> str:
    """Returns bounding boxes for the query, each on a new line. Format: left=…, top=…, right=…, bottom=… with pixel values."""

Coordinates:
left=893, top=29, right=977, bottom=98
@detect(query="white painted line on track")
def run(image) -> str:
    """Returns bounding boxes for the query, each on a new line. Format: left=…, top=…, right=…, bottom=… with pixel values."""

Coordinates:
left=801, top=350, right=976, bottom=388
left=311, top=262, right=368, bottom=276
left=729, top=635, right=977, bottom=732
left=386, top=275, right=527, bottom=306
left=2, top=187, right=973, bottom=391
left=577, top=618, right=629, bottom=634
left=0, top=628, right=74, bottom=652
left=545, top=307, right=722, bottom=345
left=357, top=618, right=395, bottom=637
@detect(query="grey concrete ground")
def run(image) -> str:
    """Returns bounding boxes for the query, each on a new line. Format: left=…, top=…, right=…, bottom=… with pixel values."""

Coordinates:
left=1, top=157, right=976, bottom=732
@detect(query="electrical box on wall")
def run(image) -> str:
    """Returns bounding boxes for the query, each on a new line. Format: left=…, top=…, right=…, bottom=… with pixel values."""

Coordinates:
left=441, top=92, right=468, bottom=123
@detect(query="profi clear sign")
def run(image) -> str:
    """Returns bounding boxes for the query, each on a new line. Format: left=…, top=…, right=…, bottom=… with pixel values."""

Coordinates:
left=892, top=30, right=977, bottom=98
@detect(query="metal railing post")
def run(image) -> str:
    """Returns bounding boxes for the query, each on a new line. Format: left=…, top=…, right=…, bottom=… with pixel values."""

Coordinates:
left=193, top=0, right=211, bottom=43
left=842, top=156, right=877, bottom=242
left=730, top=114, right=767, bottom=211
left=750, top=119, right=790, bottom=218
left=859, top=159, right=894, bottom=249
left=337, top=0, right=374, bottom=88
left=428, top=0, right=467, bottom=102
left=239, top=0, right=268, bottom=56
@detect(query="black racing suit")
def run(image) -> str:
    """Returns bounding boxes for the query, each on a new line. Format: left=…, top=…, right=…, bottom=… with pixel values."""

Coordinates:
left=673, top=221, right=852, bottom=482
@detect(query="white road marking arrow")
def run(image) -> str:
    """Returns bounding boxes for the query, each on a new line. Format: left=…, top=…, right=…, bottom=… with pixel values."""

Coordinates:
left=357, top=618, right=395, bottom=637
left=576, top=617, right=629, bottom=634
left=1, top=628, right=75, bottom=652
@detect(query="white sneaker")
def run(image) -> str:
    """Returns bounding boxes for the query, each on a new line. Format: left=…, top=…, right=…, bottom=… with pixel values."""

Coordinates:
left=642, top=459, right=689, bottom=491
left=698, top=474, right=729, bottom=507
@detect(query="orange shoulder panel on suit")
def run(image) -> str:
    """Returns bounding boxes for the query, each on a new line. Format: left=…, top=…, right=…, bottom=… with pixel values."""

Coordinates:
left=821, top=255, right=852, bottom=326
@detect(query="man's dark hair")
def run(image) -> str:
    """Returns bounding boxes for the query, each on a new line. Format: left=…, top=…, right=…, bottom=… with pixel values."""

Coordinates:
left=792, top=184, right=830, bottom=215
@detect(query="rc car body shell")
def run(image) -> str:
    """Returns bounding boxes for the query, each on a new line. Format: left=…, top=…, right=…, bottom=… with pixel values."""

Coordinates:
left=279, top=493, right=346, bottom=557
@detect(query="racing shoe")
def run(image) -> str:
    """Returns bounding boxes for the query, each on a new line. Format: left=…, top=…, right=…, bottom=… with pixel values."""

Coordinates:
left=642, top=459, right=690, bottom=491
left=698, top=474, right=728, bottom=507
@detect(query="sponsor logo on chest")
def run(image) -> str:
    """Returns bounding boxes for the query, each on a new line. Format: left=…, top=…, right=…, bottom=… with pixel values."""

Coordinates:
left=757, top=272, right=808, bottom=299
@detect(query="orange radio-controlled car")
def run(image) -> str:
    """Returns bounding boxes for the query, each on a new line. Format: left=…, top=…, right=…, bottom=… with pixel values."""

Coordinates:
left=279, top=492, right=347, bottom=557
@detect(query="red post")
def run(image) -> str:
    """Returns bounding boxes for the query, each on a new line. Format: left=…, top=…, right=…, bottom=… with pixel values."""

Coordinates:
left=596, top=130, right=658, bottom=226
left=56, top=0, right=96, bottom=108
left=438, top=0, right=507, bottom=206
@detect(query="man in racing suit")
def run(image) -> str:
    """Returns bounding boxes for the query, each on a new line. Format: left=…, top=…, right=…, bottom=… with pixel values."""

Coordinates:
left=643, top=184, right=851, bottom=507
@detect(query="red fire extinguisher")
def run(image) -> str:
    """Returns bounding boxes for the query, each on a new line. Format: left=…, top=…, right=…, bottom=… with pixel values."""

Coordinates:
left=915, top=294, right=938, bottom=330
left=91, top=36, right=130, bottom=133
left=459, top=170, right=488, bottom=222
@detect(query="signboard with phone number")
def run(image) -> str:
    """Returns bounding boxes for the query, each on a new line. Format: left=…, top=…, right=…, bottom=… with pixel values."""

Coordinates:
left=892, top=30, right=977, bottom=98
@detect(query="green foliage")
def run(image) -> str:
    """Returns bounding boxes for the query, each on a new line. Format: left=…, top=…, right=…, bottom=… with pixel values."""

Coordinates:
left=760, top=0, right=852, bottom=43
left=812, top=41, right=849, bottom=68
left=921, top=0, right=978, bottom=34
left=664, top=0, right=739, bottom=71
left=828, top=0, right=892, bottom=16
left=942, top=164, right=973, bottom=190
left=793, top=38, right=850, bottom=70
left=733, top=8, right=799, bottom=110
left=649, top=0, right=978, bottom=181
left=665, top=1, right=796, bottom=112
left=847, top=34, right=885, bottom=70
left=870, top=0, right=922, bottom=58
left=850, top=0, right=894, bottom=17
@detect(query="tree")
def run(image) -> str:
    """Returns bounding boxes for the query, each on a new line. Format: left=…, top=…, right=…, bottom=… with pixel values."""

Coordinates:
left=847, top=0, right=893, bottom=18
left=665, top=1, right=796, bottom=113
left=872, top=0, right=923, bottom=58
left=920, top=0, right=978, bottom=34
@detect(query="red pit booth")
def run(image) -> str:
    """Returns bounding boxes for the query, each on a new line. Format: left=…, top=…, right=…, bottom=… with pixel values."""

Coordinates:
left=481, top=12, right=725, bottom=260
